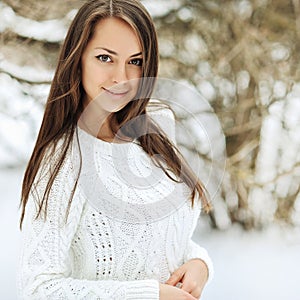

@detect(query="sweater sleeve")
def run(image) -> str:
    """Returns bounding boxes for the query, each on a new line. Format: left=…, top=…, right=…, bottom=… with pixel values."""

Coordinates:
left=184, top=202, right=214, bottom=284
left=148, top=102, right=214, bottom=284
left=17, top=150, right=159, bottom=300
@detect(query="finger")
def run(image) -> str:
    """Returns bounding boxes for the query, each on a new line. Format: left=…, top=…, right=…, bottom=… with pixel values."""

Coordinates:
left=179, top=289, right=198, bottom=300
left=190, top=286, right=202, bottom=299
left=182, top=280, right=203, bottom=299
left=181, top=279, right=197, bottom=294
left=165, top=274, right=181, bottom=286
left=183, top=291, right=198, bottom=300
left=165, top=268, right=185, bottom=285
left=191, top=287, right=202, bottom=299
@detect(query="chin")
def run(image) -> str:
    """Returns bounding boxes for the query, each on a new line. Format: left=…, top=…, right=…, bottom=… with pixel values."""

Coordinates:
left=104, top=102, right=131, bottom=113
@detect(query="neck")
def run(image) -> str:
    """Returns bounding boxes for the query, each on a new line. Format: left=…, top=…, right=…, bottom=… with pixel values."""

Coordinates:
left=97, top=121, right=133, bottom=143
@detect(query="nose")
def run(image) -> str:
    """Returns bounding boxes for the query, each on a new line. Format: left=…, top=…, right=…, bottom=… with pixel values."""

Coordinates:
left=112, top=63, right=128, bottom=84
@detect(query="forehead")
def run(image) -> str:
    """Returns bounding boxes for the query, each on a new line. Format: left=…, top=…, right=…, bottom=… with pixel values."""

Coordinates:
left=87, top=17, right=142, bottom=54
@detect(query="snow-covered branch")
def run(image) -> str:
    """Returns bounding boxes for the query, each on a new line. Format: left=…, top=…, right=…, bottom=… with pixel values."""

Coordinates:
left=0, top=2, right=77, bottom=42
left=0, top=55, right=53, bottom=84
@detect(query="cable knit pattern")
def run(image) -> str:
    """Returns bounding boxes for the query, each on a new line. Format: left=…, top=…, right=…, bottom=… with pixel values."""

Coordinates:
left=17, top=106, right=213, bottom=299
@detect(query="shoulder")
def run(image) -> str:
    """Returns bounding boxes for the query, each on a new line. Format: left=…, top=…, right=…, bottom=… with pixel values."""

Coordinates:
left=32, top=133, right=77, bottom=198
left=146, top=99, right=175, bottom=120
left=37, top=134, right=73, bottom=178
left=146, top=99, right=176, bottom=143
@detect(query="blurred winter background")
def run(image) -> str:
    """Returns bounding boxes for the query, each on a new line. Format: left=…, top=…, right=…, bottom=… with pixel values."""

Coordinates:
left=1, top=0, right=300, bottom=299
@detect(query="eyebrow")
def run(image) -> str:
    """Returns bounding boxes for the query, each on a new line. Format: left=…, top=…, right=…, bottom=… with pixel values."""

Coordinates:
left=95, top=47, right=142, bottom=58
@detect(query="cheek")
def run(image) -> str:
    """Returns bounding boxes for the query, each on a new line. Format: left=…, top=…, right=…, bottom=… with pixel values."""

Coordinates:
left=82, top=64, right=101, bottom=84
left=81, top=64, right=108, bottom=96
left=127, top=69, right=142, bottom=90
left=129, top=67, right=143, bottom=80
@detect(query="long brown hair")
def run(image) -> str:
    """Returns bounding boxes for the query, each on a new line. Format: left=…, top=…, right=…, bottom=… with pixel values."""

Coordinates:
left=20, top=0, right=211, bottom=229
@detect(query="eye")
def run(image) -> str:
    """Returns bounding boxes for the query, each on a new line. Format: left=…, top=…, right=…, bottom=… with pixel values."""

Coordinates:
left=129, top=58, right=143, bottom=66
left=96, top=54, right=112, bottom=63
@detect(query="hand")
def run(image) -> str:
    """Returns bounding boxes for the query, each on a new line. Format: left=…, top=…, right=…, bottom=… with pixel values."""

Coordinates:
left=165, top=259, right=208, bottom=299
left=159, top=283, right=198, bottom=300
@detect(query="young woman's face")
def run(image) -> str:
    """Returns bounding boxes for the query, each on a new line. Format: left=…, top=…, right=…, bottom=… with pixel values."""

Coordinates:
left=81, top=17, right=143, bottom=114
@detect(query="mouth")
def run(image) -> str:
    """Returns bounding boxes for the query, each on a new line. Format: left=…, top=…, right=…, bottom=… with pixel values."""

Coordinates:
left=103, top=87, right=129, bottom=98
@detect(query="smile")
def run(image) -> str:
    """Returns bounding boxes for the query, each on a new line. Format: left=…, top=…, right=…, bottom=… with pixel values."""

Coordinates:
left=103, top=88, right=129, bottom=97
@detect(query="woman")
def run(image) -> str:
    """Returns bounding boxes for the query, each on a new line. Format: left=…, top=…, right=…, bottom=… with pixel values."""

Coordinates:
left=18, top=0, right=213, bottom=299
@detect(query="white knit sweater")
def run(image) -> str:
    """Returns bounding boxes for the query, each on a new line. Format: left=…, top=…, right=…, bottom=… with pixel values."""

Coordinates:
left=18, top=107, right=213, bottom=299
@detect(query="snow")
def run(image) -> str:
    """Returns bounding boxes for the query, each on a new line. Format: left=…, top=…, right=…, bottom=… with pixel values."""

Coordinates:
left=258, top=80, right=272, bottom=106
left=197, top=80, right=216, bottom=102
left=0, top=2, right=76, bottom=42
left=255, top=114, right=282, bottom=184
left=158, top=39, right=176, bottom=57
left=141, top=0, right=182, bottom=18
left=0, top=168, right=22, bottom=300
left=273, top=80, right=287, bottom=99
left=270, top=43, right=290, bottom=62
left=236, top=70, right=250, bottom=91
left=177, top=7, right=193, bottom=22
left=248, top=187, right=277, bottom=226
left=0, top=56, right=54, bottom=83
left=234, top=0, right=253, bottom=20
left=292, top=193, right=300, bottom=226
left=197, top=61, right=213, bottom=78
left=0, top=72, right=46, bottom=167
left=1, top=168, right=299, bottom=300
left=197, top=222, right=300, bottom=300
left=217, top=78, right=236, bottom=101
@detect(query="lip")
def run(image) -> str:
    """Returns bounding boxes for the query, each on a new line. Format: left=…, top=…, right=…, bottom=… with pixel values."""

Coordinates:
left=103, top=87, right=129, bottom=98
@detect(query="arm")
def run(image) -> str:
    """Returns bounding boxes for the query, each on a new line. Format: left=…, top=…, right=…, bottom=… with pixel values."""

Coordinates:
left=17, top=153, right=159, bottom=300
left=148, top=101, right=214, bottom=297
left=166, top=208, right=213, bottom=299
left=183, top=197, right=214, bottom=284
left=148, top=102, right=214, bottom=281
left=165, top=225, right=213, bottom=299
